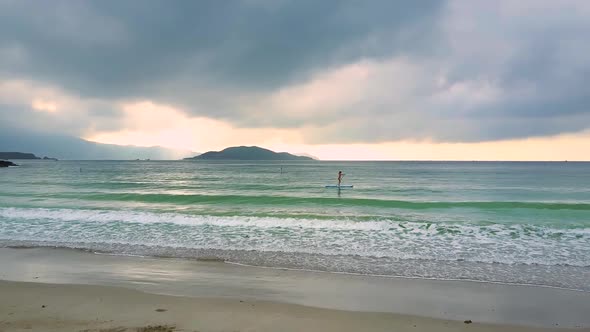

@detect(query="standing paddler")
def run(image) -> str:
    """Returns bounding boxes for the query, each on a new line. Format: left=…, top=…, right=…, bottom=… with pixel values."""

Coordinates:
left=338, top=171, right=345, bottom=187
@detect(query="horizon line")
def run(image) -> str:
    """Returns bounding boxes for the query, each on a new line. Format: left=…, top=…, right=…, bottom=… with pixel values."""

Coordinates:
left=9, top=159, right=590, bottom=162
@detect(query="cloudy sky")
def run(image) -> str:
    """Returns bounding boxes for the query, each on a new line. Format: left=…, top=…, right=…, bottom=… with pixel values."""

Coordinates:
left=1, top=0, right=589, bottom=160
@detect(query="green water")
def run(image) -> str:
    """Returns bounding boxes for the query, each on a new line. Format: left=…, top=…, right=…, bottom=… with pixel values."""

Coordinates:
left=1, top=160, right=589, bottom=290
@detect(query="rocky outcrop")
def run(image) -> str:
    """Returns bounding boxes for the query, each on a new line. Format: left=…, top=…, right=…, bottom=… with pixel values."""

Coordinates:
left=0, top=160, right=18, bottom=167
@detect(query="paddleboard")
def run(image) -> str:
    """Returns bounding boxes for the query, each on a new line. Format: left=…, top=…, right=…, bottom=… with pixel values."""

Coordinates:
left=325, top=185, right=353, bottom=189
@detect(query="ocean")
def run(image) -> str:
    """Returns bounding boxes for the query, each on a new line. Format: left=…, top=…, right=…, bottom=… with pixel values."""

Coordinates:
left=1, top=160, right=589, bottom=291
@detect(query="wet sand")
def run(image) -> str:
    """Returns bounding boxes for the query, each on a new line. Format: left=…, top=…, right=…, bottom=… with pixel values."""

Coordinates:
left=0, top=247, right=588, bottom=331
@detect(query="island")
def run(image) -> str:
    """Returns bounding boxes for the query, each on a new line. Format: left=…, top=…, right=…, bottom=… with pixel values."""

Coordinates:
left=184, top=146, right=314, bottom=161
left=0, top=152, right=57, bottom=160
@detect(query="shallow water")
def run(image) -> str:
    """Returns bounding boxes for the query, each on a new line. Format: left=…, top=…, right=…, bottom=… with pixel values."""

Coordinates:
left=1, top=160, right=589, bottom=290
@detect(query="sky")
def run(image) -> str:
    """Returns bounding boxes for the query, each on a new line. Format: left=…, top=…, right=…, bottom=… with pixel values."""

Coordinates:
left=1, top=0, right=589, bottom=160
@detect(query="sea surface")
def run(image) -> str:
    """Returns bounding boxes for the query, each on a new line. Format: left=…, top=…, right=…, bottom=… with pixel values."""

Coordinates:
left=1, top=160, right=589, bottom=291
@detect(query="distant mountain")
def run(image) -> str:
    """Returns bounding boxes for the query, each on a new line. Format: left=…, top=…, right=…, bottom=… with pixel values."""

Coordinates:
left=0, top=152, right=58, bottom=160
left=0, top=152, right=41, bottom=159
left=0, top=152, right=59, bottom=161
left=295, top=152, right=319, bottom=160
left=0, top=129, right=194, bottom=160
left=185, top=146, right=314, bottom=161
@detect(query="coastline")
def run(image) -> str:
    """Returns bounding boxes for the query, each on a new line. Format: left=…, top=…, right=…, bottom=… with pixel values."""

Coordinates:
left=0, top=247, right=589, bottom=331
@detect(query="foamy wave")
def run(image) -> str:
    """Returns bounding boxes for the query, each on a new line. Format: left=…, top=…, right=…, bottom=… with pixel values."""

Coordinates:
left=1, top=207, right=588, bottom=234
left=1, top=207, right=589, bottom=267
left=0, top=207, right=395, bottom=230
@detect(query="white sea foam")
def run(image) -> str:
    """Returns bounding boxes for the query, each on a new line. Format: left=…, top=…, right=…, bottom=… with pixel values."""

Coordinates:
left=1, top=207, right=588, bottom=233
left=0, top=207, right=380, bottom=229
left=0, top=207, right=589, bottom=267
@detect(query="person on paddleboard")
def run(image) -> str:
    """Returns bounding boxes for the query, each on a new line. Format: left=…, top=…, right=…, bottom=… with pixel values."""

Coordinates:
left=338, top=171, right=345, bottom=186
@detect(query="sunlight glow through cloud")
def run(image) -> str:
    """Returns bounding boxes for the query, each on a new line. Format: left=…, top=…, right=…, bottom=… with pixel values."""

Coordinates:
left=86, top=99, right=590, bottom=160
left=87, top=100, right=304, bottom=153
left=31, top=99, right=58, bottom=113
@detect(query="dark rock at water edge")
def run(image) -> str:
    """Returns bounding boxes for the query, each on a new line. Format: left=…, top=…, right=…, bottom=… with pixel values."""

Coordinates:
left=0, top=160, right=18, bottom=167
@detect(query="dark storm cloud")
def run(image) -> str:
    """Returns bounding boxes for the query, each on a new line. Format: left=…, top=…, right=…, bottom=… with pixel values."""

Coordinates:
left=0, top=0, right=443, bottom=96
left=1, top=0, right=590, bottom=144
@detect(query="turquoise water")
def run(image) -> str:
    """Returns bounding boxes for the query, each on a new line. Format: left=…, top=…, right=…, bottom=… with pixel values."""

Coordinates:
left=1, top=160, right=589, bottom=290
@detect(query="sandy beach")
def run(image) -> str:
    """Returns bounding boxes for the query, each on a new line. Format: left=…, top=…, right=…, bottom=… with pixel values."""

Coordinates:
left=2, top=279, right=587, bottom=332
left=0, top=248, right=589, bottom=332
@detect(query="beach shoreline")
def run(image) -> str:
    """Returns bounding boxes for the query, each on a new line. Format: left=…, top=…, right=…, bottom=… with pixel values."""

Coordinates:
left=0, top=247, right=589, bottom=331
